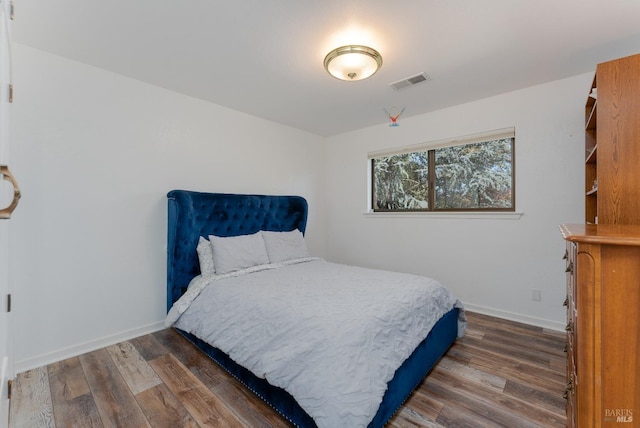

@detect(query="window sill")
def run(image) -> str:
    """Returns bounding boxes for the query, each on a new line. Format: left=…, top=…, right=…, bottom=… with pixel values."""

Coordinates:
left=363, top=211, right=524, bottom=220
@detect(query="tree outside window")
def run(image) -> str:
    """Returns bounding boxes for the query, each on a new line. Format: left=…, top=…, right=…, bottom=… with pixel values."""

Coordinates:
left=371, top=132, right=514, bottom=212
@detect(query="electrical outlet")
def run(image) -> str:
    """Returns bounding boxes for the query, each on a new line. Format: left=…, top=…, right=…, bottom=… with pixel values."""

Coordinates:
left=531, top=289, right=542, bottom=301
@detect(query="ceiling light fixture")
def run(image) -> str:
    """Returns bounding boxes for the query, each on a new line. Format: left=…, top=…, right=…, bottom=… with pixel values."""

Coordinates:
left=323, top=45, right=382, bottom=81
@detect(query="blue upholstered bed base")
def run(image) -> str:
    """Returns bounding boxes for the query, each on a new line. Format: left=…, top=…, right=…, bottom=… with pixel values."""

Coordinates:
left=175, top=308, right=458, bottom=428
left=166, top=190, right=458, bottom=427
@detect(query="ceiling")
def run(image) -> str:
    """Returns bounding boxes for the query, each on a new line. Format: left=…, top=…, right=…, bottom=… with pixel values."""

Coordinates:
left=12, top=0, right=640, bottom=137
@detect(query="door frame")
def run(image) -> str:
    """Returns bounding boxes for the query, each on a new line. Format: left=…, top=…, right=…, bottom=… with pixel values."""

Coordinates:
left=0, top=0, right=14, bottom=426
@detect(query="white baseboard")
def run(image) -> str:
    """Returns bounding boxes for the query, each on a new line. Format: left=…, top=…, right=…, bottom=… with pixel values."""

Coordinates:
left=462, top=302, right=565, bottom=332
left=13, top=306, right=564, bottom=374
left=14, top=321, right=165, bottom=375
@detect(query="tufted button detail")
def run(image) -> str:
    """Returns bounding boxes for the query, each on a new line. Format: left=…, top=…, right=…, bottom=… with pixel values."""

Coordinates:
left=166, top=190, right=308, bottom=310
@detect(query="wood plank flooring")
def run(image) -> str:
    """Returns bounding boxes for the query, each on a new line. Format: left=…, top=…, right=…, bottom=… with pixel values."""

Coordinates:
left=9, top=312, right=567, bottom=427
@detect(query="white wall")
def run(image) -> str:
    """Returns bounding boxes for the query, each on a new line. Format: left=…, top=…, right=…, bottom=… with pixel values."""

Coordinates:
left=325, top=73, right=590, bottom=330
left=9, top=42, right=591, bottom=370
left=10, top=45, right=327, bottom=371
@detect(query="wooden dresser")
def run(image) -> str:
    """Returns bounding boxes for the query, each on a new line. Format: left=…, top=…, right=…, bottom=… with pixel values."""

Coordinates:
left=561, top=224, right=640, bottom=427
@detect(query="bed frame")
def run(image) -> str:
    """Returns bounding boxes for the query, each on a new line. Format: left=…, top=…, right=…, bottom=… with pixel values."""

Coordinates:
left=166, top=189, right=459, bottom=427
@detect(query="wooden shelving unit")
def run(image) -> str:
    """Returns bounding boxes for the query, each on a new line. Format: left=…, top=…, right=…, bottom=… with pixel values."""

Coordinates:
left=584, top=77, right=597, bottom=223
left=584, top=53, right=640, bottom=225
left=563, top=52, right=640, bottom=427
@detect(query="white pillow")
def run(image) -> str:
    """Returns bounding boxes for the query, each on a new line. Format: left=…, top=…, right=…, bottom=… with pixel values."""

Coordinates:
left=196, top=236, right=216, bottom=276
left=209, top=231, right=270, bottom=274
left=262, top=229, right=309, bottom=263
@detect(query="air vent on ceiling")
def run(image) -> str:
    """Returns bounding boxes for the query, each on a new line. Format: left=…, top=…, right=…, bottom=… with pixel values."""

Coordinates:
left=388, top=72, right=432, bottom=91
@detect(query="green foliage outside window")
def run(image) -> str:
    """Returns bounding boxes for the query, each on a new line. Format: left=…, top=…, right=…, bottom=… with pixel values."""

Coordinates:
left=373, top=152, right=430, bottom=210
left=435, top=139, right=513, bottom=209
left=372, top=137, right=514, bottom=211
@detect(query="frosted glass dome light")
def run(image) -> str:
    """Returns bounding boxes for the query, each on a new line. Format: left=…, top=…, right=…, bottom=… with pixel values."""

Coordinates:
left=324, top=45, right=383, bottom=81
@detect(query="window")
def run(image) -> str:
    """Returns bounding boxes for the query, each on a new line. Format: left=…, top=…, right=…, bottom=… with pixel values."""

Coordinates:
left=370, top=128, right=515, bottom=212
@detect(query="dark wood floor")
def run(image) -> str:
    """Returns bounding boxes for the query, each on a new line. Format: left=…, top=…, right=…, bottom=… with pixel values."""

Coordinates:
left=9, top=312, right=567, bottom=427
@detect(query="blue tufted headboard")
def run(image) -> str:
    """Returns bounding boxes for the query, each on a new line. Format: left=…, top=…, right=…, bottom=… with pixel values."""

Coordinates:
left=166, top=190, right=308, bottom=311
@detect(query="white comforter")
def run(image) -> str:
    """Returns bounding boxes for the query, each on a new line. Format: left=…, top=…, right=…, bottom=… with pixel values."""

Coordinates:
left=166, top=258, right=465, bottom=428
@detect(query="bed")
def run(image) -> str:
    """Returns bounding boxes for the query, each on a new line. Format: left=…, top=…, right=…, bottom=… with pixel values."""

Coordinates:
left=165, top=189, right=465, bottom=427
